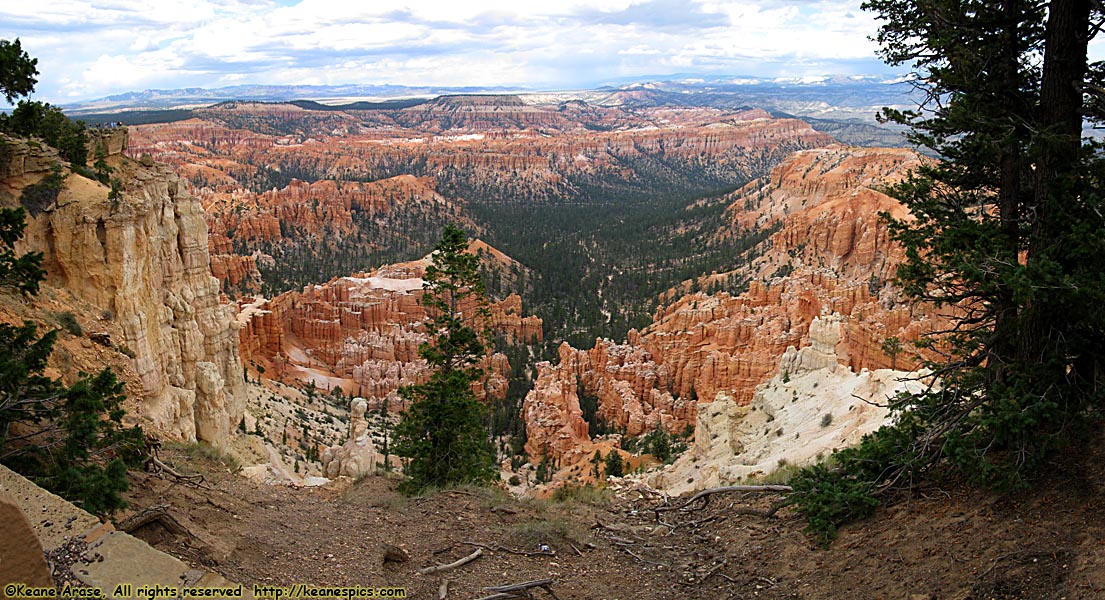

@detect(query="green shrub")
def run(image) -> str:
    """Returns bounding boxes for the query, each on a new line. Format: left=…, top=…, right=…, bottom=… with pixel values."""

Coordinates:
left=54, top=311, right=82, bottom=336
left=788, top=463, right=879, bottom=546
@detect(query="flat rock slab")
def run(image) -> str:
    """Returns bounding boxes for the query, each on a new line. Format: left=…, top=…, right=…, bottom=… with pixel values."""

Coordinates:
left=0, top=464, right=101, bottom=552
left=77, top=531, right=194, bottom=596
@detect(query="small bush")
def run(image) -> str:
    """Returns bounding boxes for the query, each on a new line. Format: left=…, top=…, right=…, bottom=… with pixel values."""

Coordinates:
left=163, top=440, right=239, bottom=473
left=820, top=413, right=833, bottom=428
left=508, top=475, right=521, bottom=486
left=551, top=483, right=611, bottom=506
left=55, top=311, right=83, bottom=336
left=508, top=518, right=588, bottom=551
left=789, top=463, right=879, bottom=546
left=118, top=345, right=136, bottom=359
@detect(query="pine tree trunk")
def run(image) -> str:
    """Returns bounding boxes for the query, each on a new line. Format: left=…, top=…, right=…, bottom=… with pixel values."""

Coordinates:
left=1021, top=0, right=1091, bottom=373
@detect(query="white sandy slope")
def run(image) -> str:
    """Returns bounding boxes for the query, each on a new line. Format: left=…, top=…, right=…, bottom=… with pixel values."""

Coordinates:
left=647, top=316, right=930, bottom=496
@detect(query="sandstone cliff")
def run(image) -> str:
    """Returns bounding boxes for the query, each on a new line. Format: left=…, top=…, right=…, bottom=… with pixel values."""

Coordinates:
left=1, top=131, right=245, bottom=449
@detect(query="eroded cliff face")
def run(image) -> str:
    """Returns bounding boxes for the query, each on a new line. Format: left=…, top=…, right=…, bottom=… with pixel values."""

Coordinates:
left=128, top=104, right=831, bottom=206
left=2, top=132, right=245, bottom=449
left=237, top=245, right=541, bottom=410
left=648, top=315, right=931, bottom=494
left=522, top=146, right=937, bottom=464
left=199, top=174, right=468, bottom=292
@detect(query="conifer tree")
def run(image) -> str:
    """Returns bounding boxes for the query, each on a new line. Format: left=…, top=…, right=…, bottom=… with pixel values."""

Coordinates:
left=0, top=207, right=144, bottom=515
left=791, top=0, right=1105, bottom=542
left=393, top=224, right=494, bottom=493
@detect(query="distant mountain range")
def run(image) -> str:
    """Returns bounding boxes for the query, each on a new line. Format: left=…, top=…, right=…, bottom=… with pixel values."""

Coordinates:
left=61, top=76, right=915, bottom=116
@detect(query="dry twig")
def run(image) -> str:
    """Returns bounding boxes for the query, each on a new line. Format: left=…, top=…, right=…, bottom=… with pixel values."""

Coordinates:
left=418, top=548, right=483, bottom=575
left=477, top=579, right=560, bottom=600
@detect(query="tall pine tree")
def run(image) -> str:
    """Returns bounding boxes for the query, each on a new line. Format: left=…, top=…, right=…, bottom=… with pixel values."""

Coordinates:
left=393, top=224, right=494, bottom=493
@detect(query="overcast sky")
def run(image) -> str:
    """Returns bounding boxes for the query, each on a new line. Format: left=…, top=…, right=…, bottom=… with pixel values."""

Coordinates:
left=3, top=1, right=903, bottom=103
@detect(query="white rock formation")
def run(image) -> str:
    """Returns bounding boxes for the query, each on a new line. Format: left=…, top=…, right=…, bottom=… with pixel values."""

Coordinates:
left=648, top=313, right=930, bottom=495
left=321, top=398, right=379, bottom=479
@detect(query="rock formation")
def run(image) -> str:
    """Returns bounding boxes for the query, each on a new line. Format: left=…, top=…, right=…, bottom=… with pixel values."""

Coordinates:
left=1, top=131, right=245, bottom=449
left=320, top=397, right=378, bottom=479
left=522, top=146, right=938, bottom=464
left=237, top=245, right=541, bottom=410
left=122, top=101, right=835, bottom=302
left=649, top=315, right=931, bottom=494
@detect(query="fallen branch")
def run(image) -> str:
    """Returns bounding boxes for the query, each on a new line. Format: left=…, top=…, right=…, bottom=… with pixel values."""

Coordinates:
left=701, top=559, right=728, bottom=583
left=145, top=456, right=213, bottom=489
left=418, top=548, right=483, bottom=575
left=620, top=546, right=669, bottom=568
left=477, top=579, right=560, bottom=600
left=731, top=498, right=790, bottom=518
left=459, top=540, right=555, bottom=557
left=438, top=580, right=449, bottom=600
left=656, top=485, right=793, bottom=514
left=669, top=514, right=720, bottom=533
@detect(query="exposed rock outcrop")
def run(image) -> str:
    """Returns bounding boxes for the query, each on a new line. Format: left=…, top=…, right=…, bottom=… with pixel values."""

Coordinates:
left=522, top=146, right=937, bottom=464
left=649, top=315, right=931, bottom=494
left=320, top=397, right=378, bottom=479
left=237, top=245, right=541, bottom=409
left=2, top=131, right=245, bottom=449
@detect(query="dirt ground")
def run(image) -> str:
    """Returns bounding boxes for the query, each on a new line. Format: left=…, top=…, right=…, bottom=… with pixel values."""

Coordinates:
left=121, top=434, right=1105, bottom=600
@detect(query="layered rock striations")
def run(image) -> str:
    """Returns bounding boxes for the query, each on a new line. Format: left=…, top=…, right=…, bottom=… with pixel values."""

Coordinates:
left=522, top=146, right=937, bottom=463
left=128, top=104, right=831, bottom=206
left=1, top=131, right=245, bottom=449
left=199, top=174, right=467, bottom=291
left=238, top=245, right=541, bottom=410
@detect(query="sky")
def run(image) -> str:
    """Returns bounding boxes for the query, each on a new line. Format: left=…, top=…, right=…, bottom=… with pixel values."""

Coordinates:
left=2, top=0, right=903, bottom=104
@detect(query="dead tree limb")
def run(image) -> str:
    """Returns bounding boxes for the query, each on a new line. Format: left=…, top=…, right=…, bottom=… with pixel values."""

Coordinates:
left=459, top=540, right=555, bottom=557
left=477, top=579, right=560, bottom=600
left=702, top=559, right=728, bottom=583
left=620, top=546, right=670, bottom=568
left=656, top=485, right=793, bottom=514
left=145, top=456, right=214, bottom=489
left=418, top=548, right=483, bottom=575
left=731, top=498, right=790, bottom=518
left=437, top=580, right=449, bottom=599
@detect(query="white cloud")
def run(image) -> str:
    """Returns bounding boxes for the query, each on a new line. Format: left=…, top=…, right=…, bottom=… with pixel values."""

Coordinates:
left=1, top=0, right=901, bottom=102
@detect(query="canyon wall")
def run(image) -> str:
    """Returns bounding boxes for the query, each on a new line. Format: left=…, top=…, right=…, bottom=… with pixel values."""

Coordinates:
left=1, top=131, right=245, bottom=449
left=522, top=146, right=937, bottom=463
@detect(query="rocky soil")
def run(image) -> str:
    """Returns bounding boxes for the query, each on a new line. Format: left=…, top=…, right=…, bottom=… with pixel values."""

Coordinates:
left=121, top=432, right=1105, bottom=600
